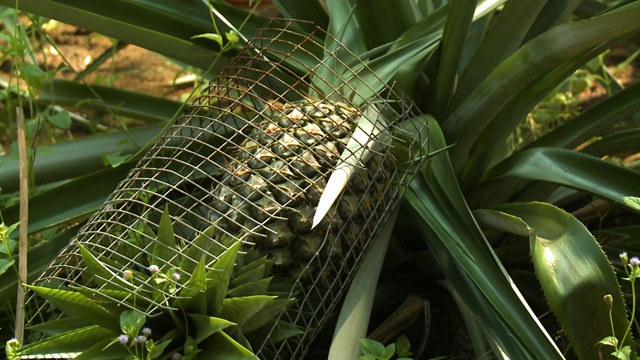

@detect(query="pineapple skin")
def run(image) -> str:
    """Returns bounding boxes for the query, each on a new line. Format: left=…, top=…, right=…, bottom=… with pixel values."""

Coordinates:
left=210, top=99, right=388, bottom=285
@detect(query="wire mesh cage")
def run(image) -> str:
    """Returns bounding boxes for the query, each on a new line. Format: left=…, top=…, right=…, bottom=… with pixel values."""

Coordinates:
left=23, top=20, right=428, bottom=359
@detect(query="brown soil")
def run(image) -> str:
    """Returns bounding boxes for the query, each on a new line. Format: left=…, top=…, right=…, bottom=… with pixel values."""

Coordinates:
left=41, top=23, right=194, bottom=101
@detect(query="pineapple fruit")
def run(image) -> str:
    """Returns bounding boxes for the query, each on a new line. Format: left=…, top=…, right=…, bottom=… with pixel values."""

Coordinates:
left=209, top=98, right=389, bottom=287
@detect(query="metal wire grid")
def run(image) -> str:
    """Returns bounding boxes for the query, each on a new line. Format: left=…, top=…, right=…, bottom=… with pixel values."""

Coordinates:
left=24, top=20, right=428, bottom=359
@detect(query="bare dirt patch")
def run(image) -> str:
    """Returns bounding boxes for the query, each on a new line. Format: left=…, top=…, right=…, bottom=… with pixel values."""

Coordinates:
left=41, top=23, right=193, bottom=101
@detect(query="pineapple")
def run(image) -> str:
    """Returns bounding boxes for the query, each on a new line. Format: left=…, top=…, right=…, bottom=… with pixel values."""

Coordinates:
left=198, top=23, right=420, bottom=359
left=209, top=99, right=389, bottom=286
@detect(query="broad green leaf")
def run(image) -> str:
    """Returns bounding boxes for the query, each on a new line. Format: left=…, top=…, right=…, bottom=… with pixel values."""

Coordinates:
left=173, top=258, right=207, bottom=314
left=359, top=338, right=386, bottom=357
left=498, top=202, right=634, bottom=360
left=154, top=205, right=177, bottom=268
left=207, top=241, right=241, bottom=316
left=147, top=339, right=172, bottom=360
left=427, top=0, right=476, bottom=118
left=199, top=330, right=258, bottom=360
left=484, top=147, right=640, bottom=212
left=220, top=295, right=277, bottom=330
left=179, top=225, right=215, bottom=274
left=16, top=325, right=116, bottom=357
left=187, top=313, right=235, bottom=344
left=403, top=117, right=562, bottom=359
left=45, top=109, right=72, bottom=129
left=382, top=343, right=396, bottom=359
left=119, top=309, right=146, bottom=338
left=623, top=197, right=640, bottom=211
left=473, top=209, right=531, bottom=238
left=0, top=258, right=14, bottom=277
left=26, top=286, right=121, bottom=332
left=239, top=298, right=294, bottom=333
left=226, top=277, right=272, bottom=298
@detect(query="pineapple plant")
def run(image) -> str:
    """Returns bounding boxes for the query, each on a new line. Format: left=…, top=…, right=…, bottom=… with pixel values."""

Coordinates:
left=179, top=22, right=428, bottom=358
left=210, top=99, right=387, bottom=283
left=16, top=18, right=426, bottom=360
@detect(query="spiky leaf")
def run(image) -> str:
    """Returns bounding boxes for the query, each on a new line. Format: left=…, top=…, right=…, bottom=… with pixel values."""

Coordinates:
left=499, top=202, right=634, bottom=360
left=207, top=241, right=241, bottom=316
left=26, top=285, right=120, bottom=332
left=187, top=313, right=236, bottom=344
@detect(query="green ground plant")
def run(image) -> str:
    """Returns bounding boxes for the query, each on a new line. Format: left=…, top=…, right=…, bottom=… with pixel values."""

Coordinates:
left=0, top=0, right=639, bottom=359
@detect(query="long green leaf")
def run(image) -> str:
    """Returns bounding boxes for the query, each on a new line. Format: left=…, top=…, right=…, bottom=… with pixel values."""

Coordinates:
left=523, top=0, right=583, bottom=42
left=26, top=286, right=121, bottom=332
left=527, top=80, right=640, bottom=149
left=1, top=164, right=134, bottom=234
left=39, top=79, right=183, bottom=124
left=0, top=227, right=75, bottom=311
left=173, top=258, right=207, bottom=314
left=154, top=205, right=177, bottom=269
left=452, top=0, right=549, bottom=106
left=460, top=44, right=611, bottom=186
left=498, top=202, right=634, bottom=360
left=427, top=0, right=476, bottom=118
left=207, top=240, right=241, bottom=316
left=0, top=0, right=219, bottom=70
left=200, top=331, right=258, bottom=360
left=271, top=0, right=329, bottom=31
left=355, top=0, right=420, bottom=50
left=580, top=129, right=640, bottom=157
left=0, top=124, right=160, bottom=193
left=188, top=313, right=235, bottom=344
left=442, top=2, right=640, bottom=172
left=15, top=325, right=116, bottom=358
left=484, top=147, right=640, bottom=212
left=404, top=117, right=562, bottom=358
left=220, top=295, right=277, bottom=330
left=311, top=0, right=366, bottom=97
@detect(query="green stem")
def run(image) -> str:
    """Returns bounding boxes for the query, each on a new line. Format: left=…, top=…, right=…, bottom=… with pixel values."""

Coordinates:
left=620, top=273, right=637, bottom=349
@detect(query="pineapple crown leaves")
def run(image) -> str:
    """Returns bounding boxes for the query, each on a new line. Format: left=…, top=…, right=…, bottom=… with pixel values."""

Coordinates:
left=18, top=213, right=298, bottom=359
